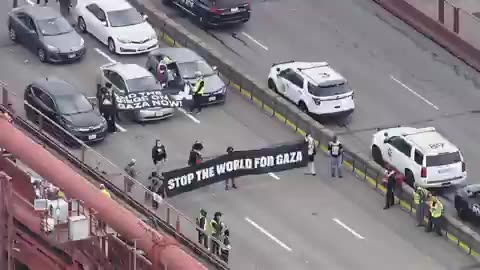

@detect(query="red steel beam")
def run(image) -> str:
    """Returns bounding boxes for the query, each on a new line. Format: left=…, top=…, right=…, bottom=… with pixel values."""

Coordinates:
left=0, top=118, right=206, bottom=270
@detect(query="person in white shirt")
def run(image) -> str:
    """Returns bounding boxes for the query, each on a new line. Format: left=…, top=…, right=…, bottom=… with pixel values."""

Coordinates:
left=304, top=134, right=316, bottom=176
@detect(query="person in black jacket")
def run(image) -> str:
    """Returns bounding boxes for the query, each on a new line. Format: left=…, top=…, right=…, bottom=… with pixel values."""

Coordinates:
left=384, top=169, right=396, bottom=209
left=152, top=139, right=167, bottom=172
left=188, top=141, right=203, bottom=166
left=101, top=92, right=116, bottom=133
left=225, top=146, right=237, bottom=190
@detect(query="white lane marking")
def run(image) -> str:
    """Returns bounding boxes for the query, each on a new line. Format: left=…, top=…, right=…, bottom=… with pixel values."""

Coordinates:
left=268, top=172, right=280, bottom=180
left=26, top=0, right=34, bottom=5
left=178, top=108, right=200, bottom=124
left=241, top=32, right=269, bottom=51
left=332, top=218, right=365, bottom=240
left=94, top=48, right=117, bottom=64
left=115, top=123, right=127, bottom=132
left=245, top=217, right=292, bottom=252
left=390, top=75, right=439, bottom=110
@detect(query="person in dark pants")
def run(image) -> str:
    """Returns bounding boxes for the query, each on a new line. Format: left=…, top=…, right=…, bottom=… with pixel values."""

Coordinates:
left=145, top=171, right=161, bottom=201
left=58, top=0, right=71, bottom=15
left=209, top=212, right=223, bottom=255
left=196, top=209, right=209, bottom=249
left=189, top=72, right=205, bottom=114
left=384, top=169, right=396, bottom=209
left=225, top=146, right=237, bottom=190
left=220, top=229, right=231, bottom=263
left=152, top=177, right=164, bottom=210
left=426, top=196, right=443, bottom=236
left=152, top=139, right=167, bottom=173
left=101, top=92, right=116, bottom=133
left=188, top=141, right=203, bottom=166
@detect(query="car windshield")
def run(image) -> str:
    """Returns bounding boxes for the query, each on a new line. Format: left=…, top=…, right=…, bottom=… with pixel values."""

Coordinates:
left=126, top=76, right=158, bottom=92
left=307, top=82, right=351, bottom=97
left=426, top=152, right=462, bottom=167
left=37, top=17, right=73, bottom=36
left=108, top=8, right=144, bottom=27
left=210, top=0, right=245, bottom=8
left=56, top=94, right=93, bottom=115
left=178, top=61, right=215, bottom=79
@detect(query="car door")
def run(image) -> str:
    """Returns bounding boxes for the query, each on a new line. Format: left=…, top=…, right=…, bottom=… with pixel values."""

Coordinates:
left=37, top=91, right=58, bottom=120
left=284, top=71, right=304, bottom=104
left=12, top=13, right=38, bottom=49
left=108, top=71, right=128, bottom=96
left=276, top=68, right=293, bottom=97
left=385, top=136, right=412, bottom=174
left=85, top=4, right=109, bottom=44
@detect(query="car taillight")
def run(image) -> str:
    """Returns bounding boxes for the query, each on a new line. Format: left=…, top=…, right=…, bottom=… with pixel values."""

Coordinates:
left=462, top=161, right=466, bottom=172
left=351, top=92, right=354, bottom=99
left=421, top=167, right=427, bottom=178
left=210, top=7, right=223, bottom=14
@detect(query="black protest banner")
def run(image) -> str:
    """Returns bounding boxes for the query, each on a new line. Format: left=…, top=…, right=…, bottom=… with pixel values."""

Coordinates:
left=162, top=141, right=308, bottom=197
left=114, top=90, right=186, bottom=110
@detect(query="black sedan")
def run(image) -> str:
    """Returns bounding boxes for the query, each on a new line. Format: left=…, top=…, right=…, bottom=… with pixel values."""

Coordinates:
left=146, top=47, right=227, bottom=105
left=8, top=5, right=85, bottom=63
left=454, top=184, right=480, bottom=224
left=24, top=77, right=107, bottom=145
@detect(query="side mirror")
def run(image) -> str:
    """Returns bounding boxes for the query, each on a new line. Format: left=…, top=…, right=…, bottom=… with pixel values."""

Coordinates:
left=101, top=20, right=107, bottom=26
left=383, top=138, right=390, bottom=144
left=87, top=97, right=97, bottom=107
left=142, top=14, right=148, bottom=20
left=212, top=66, right=218, bottom=71
left=28, top=30, right=36, bottom=35
left=276, top=67, right=280, bottom=73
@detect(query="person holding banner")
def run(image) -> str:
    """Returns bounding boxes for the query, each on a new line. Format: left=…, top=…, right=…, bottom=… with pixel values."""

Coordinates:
left=189, top=72, right=205, bottom=114
left=188, top=141, right=203, bottom=166
left=225, top=146, right=237, bottom=190
left=304, top=134, right=316, bottom=176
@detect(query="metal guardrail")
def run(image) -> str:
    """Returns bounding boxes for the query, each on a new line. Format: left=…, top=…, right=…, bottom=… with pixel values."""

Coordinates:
left=0, top=81, right=230, bottom=269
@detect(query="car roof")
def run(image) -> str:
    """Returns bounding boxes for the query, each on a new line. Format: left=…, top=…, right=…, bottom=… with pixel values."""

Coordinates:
left=149, top=47, right=202, bottom=63
left=274, top=61, right=346, bottom=87
left=82, top=0, right=132, bottom=12
left=14, top=5, right=60, bottom=20
left=104, top=63, right=152, bottom=80
left=31, top=77, right=79, bottom=97
left=390, top=127, right=459, bottom=155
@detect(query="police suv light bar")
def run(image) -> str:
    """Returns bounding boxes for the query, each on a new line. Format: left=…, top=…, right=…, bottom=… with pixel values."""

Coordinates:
left=401, top=127, right=436, bottom=137
left=271, top=60, right=295, bottom=67
left=100, top=62, right=118, bottom=69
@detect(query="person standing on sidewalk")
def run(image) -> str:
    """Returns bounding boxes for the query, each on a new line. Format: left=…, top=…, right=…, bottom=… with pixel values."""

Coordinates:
left=196, top=208, right=209, bottom=249
left=383, top=169, right=396, bottom=209
left=123, top=159, right=137, bottom=193
left=426, top=196, right=444, bottom=236
left=304, top=133, right=316, bottom=176
left=328, top=136, right=343, bottom=178
left=414, top=185, right=429, bottom=226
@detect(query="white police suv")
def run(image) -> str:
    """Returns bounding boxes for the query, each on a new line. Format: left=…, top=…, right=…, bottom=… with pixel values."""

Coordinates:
left=267, top=61, right=354, bottom=117
left=371, top=126, right=466, bottom=188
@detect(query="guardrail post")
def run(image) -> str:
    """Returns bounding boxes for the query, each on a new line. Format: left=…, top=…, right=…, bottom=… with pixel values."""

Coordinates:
left=2, top=87, right=7, bottom=107
left=175, top=215, right=180, bottom=234
left=38, top=114, right=44, bottom=130
left=453, top=7, right=460, bottom=33
left=80, top=145, right=86, bottom=163
left=438, top=0, right=445, bottom=24
left=166, top=207, right=170, bottom=225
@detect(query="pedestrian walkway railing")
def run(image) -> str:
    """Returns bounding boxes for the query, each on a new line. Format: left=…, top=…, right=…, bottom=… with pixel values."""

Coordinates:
left=0, top=82, right=231, bottom=269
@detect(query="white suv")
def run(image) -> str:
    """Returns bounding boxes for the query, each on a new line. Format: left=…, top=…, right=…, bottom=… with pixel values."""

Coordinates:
left=371, top=126, right=466, bottom=188
left=267, top=61, right=354, bottom=117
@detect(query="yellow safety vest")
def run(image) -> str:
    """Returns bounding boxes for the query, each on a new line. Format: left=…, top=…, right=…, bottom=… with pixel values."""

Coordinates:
left=414, top=187, right=427, bottom=204
left=193, top=80, right=205, bottom=95
left=57, top=190, right=66, bottom=199
left=209, top=219, right=217, bottom=234
left=101, top=189, right=111, bottom=198
left=431, top=201, right=443, bottom=218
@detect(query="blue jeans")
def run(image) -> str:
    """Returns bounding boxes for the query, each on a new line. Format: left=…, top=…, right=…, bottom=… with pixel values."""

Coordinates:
left=330, top=156, right=342, bottom=177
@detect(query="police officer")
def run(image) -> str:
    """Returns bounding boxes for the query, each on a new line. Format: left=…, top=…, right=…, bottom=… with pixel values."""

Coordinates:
left=210, top=212, right=224, bottom=255
left=220, top=229, right=231, bottom=263
left=225, top=146, right=237, bottom=190
left=101, top=91, right=117, bottom=133
left=328, top=136, right=343, bottom=178
left=426, top=196, right=443, bottom=236
left=414, top=185, right=429, bottom=226
left=188, top=141, right=203, bottom=166
left=124, top=159, right=137, bottom=193
left=384, top=169, right=396, bottom=209
left=152, top=139, right=167, bottom=172
left=196, top=209, right=209, bottom=249
left=304, top=133, right=316, bottom=176
left=189, top=71, right=205, bottom=114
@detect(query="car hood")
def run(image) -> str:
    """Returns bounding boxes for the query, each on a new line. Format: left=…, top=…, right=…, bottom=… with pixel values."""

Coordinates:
left=185, top=75, right=226, bottom=94
left=63, top=111, right=104, bottom=128
left=110, top=22, right=155, bottom=43
left=43, top=31, right=84, bottom=53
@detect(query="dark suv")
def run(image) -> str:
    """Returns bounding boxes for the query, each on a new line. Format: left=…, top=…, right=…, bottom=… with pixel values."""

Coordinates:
left=24, top=77, right=107, bottom=146
left=163, top=0, right=250, bottom=27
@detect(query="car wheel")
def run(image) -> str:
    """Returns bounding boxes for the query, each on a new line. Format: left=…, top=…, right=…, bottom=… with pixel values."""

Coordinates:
left=268, top=79, right=278, bottom=93
left=371, top=145, right=384, bottom=167
left=198, top=15, right=209, bottom=29
left=298, top=101, right=308, bottom=113
left=78, top=17, right=87, bottom=33
left=37, top=48, right=46, bottom=62
left=9, top=27, right=17, bottom=42
left=108, top=38, right=116, bottom=54
left=405, top=170, right=415, bottom=187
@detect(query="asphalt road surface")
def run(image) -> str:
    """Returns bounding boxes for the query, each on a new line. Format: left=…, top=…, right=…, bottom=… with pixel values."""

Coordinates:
left=149, top=0, right=480, bottom=196
left=0, top=0, right=478, bottom=269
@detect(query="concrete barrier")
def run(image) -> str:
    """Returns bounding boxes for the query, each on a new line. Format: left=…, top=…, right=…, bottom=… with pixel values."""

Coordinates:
left=128, top=0, right=480, bottom=260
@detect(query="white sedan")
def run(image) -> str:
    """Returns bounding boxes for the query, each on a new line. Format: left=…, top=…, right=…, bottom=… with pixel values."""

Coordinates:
left=72, top=0, right=158, bottom=55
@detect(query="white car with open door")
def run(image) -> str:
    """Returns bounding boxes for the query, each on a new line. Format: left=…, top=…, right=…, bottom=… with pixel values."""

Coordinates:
left=267, top=61, right=354, bottom=118
left=72, top=0, right=158, bottom=54
left=371, top=126, right=466, bottom=188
